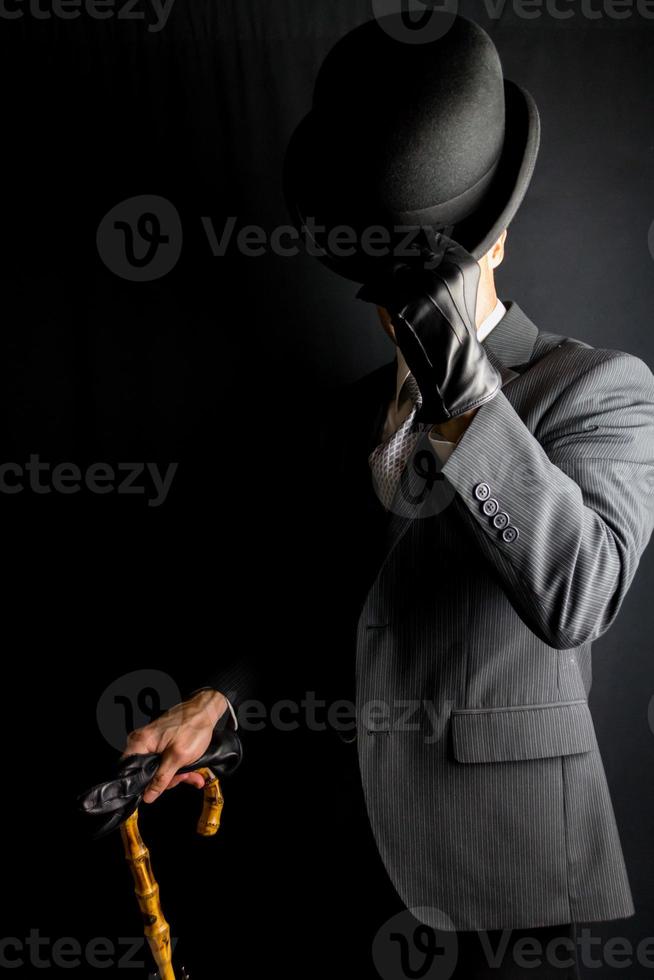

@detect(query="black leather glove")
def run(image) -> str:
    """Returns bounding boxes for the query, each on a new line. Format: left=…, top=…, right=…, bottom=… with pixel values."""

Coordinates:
left=76, top=709, right=243, bottom=839
left=357, top=236, right=502, bottom=424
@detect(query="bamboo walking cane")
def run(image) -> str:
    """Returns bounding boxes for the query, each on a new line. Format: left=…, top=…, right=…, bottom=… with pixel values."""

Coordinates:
left=119, top=767, right=224, bottom=980
left=77, top=717, right=241, bottom=980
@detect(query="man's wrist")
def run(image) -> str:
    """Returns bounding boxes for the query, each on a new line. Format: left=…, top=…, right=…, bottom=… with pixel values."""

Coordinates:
left=188, top=687, right=238, bottom=728
left=188, top=688, right=228, bottom=722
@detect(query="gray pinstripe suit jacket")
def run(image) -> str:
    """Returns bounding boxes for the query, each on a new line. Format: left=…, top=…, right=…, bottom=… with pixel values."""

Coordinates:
left=325, top=300, right=654, bottom=932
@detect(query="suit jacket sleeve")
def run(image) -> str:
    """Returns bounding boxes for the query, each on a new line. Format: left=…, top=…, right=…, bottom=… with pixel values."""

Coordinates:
left=185, top=656, right=257, bottom=712
left=440, top=350, right=654, bottom=649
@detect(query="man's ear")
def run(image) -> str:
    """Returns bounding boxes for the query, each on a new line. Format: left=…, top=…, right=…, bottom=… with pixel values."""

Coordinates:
left=488, top=229, right=508, bottom=271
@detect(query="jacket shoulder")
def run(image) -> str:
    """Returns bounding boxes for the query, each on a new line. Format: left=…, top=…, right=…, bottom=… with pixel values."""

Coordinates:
left=532, top=328, right=654, bottom=389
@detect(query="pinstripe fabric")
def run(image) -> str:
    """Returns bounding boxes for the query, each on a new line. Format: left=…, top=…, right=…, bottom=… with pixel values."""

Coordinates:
left=329, top=300, right=654, bottom=931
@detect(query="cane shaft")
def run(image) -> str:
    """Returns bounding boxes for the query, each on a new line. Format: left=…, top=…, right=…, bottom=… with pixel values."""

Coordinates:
left=120, top=811, right=175, bottom=980
left=195, top=767, right=224, bottom=837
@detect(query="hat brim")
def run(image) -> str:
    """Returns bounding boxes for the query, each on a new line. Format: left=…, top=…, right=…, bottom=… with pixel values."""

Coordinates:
left=283, top=77, right=540, bottom=281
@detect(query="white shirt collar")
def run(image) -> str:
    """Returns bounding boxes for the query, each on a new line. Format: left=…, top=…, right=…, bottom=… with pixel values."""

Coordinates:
left=394, top=298, right=506, bottom=407
left=477, top=296, right=506, bottom=342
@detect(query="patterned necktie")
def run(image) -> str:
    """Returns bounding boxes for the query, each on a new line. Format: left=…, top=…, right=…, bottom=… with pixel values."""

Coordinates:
left=368, top=372, right=423, bottom=512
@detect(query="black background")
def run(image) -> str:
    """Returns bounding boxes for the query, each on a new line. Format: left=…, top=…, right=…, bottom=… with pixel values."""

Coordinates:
left=1, top=1, right=653, bottom=977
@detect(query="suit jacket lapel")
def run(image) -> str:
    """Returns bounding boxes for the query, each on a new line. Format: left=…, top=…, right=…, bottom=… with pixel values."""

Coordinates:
left=482, top=300, right=539, bottom=371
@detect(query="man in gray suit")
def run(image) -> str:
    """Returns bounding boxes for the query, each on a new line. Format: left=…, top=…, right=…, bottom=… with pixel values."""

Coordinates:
left=281, top=10, right=654, bottom=977
left=310, top=224, right=654, bottom=977
left=122, top=12, right=654, bottom=978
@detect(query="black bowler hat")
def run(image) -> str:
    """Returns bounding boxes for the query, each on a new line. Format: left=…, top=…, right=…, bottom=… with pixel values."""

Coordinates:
left=283, top=12, right=540, bottom=283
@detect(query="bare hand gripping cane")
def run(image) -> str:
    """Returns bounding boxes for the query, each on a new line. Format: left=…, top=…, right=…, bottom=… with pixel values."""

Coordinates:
left=77, top=712, right=242, bottom=979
